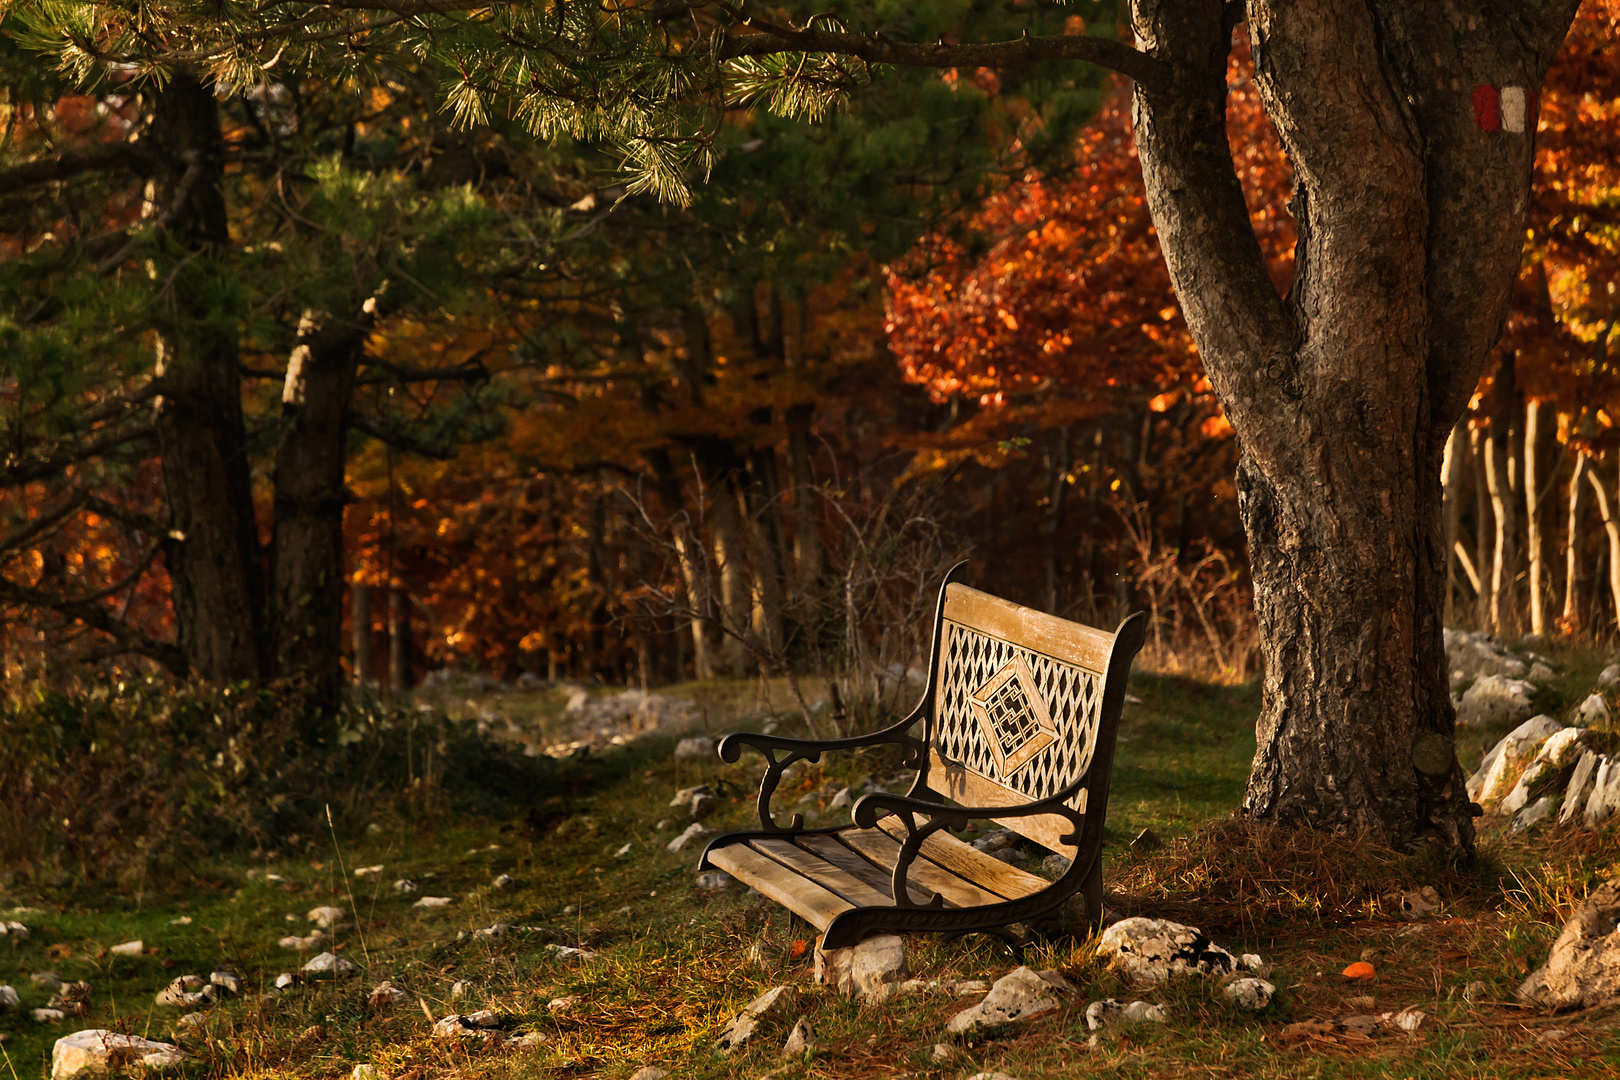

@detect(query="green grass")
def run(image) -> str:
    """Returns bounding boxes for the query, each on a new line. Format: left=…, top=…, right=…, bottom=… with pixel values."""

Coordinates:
left=4, top=657, right=1620, bottom=1080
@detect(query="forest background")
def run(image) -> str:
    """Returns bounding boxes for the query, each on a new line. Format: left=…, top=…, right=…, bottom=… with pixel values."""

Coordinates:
left=1, top=0, right=1617, bottom=713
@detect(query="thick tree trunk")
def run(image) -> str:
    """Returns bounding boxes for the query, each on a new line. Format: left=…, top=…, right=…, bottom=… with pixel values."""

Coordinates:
left=1131, top=0, right=1577, bottom=849
left=268, top=303, right=370, bottom=703
left=1564, top=452, right=1589, bottom=632
left=149, top=71, right=265, bottom=683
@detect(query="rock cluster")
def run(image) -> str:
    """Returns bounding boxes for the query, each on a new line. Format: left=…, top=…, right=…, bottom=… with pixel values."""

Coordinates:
left=1518, top=875, right=1620, bottom=1009
left=546, top=691, right=698, bottom=756
left=1468, top=712, right=1620, bottom=832
left=52, top=1031, right=189, bottom=1080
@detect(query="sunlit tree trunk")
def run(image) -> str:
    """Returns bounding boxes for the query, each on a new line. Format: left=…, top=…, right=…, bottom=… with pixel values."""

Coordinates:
left=1442, top=421, right=1465, bottom=627
left=1471, top=427, right=1493, bottom=631
left=1564, top=451, right=1589, bottom=632
left=1486, top=418, right=1518, bottom=638
left=1587, top=460, right=1620, bottom=634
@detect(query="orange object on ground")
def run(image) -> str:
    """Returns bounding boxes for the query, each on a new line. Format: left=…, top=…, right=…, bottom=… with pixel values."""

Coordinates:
left=1342, top=961, right=1376, bottom=979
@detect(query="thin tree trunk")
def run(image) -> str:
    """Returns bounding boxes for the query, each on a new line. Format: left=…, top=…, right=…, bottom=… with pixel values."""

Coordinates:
left=1441, top=420, right=1465, bottom=627
left=1472, top=427, right=1493, bottom=631
left=1524, top=399, right=1546, bottom=638
left=352, top=585, right=373, bottom=686
left=388, top=587, right=412, bottom=691
left=1587, top=461, right=1620, bottom=634
left=1486, top=421, right=1518, bottom=639
left=742, top=452, right=788, bottom=659
left=645, top=447, right=716, bottom=678
left=1044, top=426, right=1072, bottom=613
left=150, top=70, right=264, bottom=683
left=1564, top=452, right=1589, bottom=632
left=708, top=466, right=752, bottom=674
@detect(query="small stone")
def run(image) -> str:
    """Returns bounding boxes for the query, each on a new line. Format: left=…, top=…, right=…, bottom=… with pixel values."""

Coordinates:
left=947, top=966, right=1070, bottom=1032
left=394, top=879, right=419, bottom=895
left=545, top=944, right=599, bottom=960
left=991, top=849, right=1022, bottom=864
left=1096, top=917, right=1239, bottom=985
left=431, top=1014, right=494, bottom=1040
left=952, top=979, right=989, bottom=995
left=815, top=935, right=906, bottom=1001
left=828, top=788, right=853, bottom=810
left=1390, top=1008, right=1426, bottom=1032
left=274, top=973, right=295, bottom=989
left=51, top=1030, right=189, bottom=1080
left=1601, top=665, right=1620, bottom=691
left=690, top=793, right=719, bottom=821
left=1463, top=980, right=1490, bottom=1003
left=493, top=873, right=517, bottom=890
left=34, top=1009, right=66, bottom=1022
left=715, top=986, right=795, bottom=1052
left=1511, top=795, right=1556, bottom=834
left=781, top=1017, right=818, bottom=1054
left=1457, top=676, right=1538, bottom=729
left=965, top=1073, right=1022, bottom=1080
left=932, top=1043, right=952, bottom=1062
left=665, top=823, right=711, bottom=852
left=674, top=736, right=716, bottom=762
left=353, top=865, right=385, bottom=879
left=695, top=872, right=731, bottom=890
left=475, top=923, right=512, bottom=939
left=1578, top=693, right=1612, bottom=726
left=451, top=980, right=471, bottom=1001
left=175, top=1012, right=206, bottom=1029
left=463, top=1009, right=500, bottom=1027
left=1130, top=827, right=1162, bottom=852
left=509, top=1031, right=550, bottom=1049
left=413, top=896, right=452, bottom=909
left=210, top=970, right=242, bottom=994
left=368, top=981, right=408, bottom=1007
left=278, top=931, right=327, bottom=951
left=563, top=904, right=578, bottom=915
left=301, top=952, right=358, bottom=977
left=168, top=916, right=191, bottom=926
left=1084, top=998, right=1166, bottom=1030
left=306, top=906, right=348, bottom=929
left=1222, top=977, right=1275, bottom=1009
left=1241, top=953, right=1264, bottom=970
left=1529, top=661, right=1557, bottom=683
left=33, top=973, right=63, bottom=991
left=155, top=978, right=210, bottom=1007
left=0, top=986, right=18, bottom=1010
left=970, top=829, right=1017, bottom=853
left=109, top=940, right=143, bottom=957
left=628, top=1067, right=665, bottom=1080
left=1041, top=854, right=1073, bottom=876
left=547, top=996, right=578, bottom=1012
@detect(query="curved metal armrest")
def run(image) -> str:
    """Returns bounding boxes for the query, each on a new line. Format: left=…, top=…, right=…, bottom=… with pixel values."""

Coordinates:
left=720, top=713, right=928, bottom=833
left=851, top=775, right=1088, bottom=910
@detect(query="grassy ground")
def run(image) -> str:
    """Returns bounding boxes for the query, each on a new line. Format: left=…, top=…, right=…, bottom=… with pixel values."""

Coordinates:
left=4, top=658, right=1620, bottom=1080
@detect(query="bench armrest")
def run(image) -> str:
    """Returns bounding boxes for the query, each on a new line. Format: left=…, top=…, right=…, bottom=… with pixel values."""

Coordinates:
left=719, top=716, right=927, bottom=833
left=850, top=776, right=1088, bottom=909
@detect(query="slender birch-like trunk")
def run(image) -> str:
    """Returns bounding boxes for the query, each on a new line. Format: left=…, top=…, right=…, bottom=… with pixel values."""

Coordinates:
left=1586, top=459, right=1620, bottom=632
left=1442, top=421, right=1465, bottom=627
left=1565, top=452, right=1589, bottom=632
left=1524, top=400, right=1546, bottom=638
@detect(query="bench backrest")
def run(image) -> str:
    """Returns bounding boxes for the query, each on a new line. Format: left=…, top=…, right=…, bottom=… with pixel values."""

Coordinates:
left=919, top=578, right=1144, bottom=858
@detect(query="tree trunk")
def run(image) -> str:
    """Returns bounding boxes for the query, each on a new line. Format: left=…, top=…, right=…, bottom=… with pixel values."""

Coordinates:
left=1044, top=426, right=1072, bottom=613
left=708, top=467, right=752, bottom=674
left=1587, top=462, right=1620, bottom=634
left=388, top=586, right=413, bottom=691
left=268, top=303, right=370, bottom=703
left=1471, top=427, right=1493, bottom=631
left=352, top=584, right=373, bottom=686
left=1564, top=452, right=1589, bottom=633
left=1441, top=421, right=1465, bottom=627
left=1524, top=399, right=1546, bottom=638
left=1131, top=0, right=1577, bottom=850
left=646, top=447, right=716, bottom=678
left=1485, top=422, right=1518, bottom=638
left=149, top=70, right=265, bottom=683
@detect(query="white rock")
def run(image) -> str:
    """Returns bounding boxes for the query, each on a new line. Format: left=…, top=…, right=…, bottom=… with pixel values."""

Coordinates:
left=1, top=922, right=29, bottom=939
left=175, top=1012, right=205, bottom=1029
left=695, top=872, right=731, bottom=890
left=1241, top=954, right=1264, bottom=971
left=1390, top=1007, right=1426, bottom=1032
left=1456, top=675, right=1537, bottom=728
left=965, top=1074, right=1023, bottom=1080
left=815, top=935, right=907, bottom=1002
left=946, top=967, right=1072, bottom=1032
left=393, top=879, right=419, bottom=895
left=628, top=1068, right=666, bottom=1080
left=1467, top=715, right=1565, bottom=803
left=970, top=829, right=1018, bottom=853
left=670, top=785, right=711, bottom=808
left=352, top=1065, right=381, bottom=1080
left=432, top=1014, right=496, bottom=1039
left=1222, top=977, right=1275, bottom=1009
left=1084, top=998, right=1167, bottom=1030
left=108, top=941, right=143, bottom=958
left=509, top=1031, right=550, bottom=1049
left=932, top=1043, right=953, bottom=1061
left=33, top=972, right=62, bottom=990
left=665, top=823, right=711, bottom=852
left=462, top=1009, right=500, bottom=1027
left=278, top=931, right=326, bottom=950
left=1587, top=756, right=1620, bottom=826
left=782, top=1017, right=818, bottom=1054
left=0, top=985, right=17, bottom=1009
left=35, top=1008, right=66, bottom=1022
left=547, top=996, right=578, bottom=1012
left=209, top=970, right=242, bottom=994
left=368, top=982, right=408, bottom=1007
left=953, top=979, right=990, bottom=995
left=1096, top=917, right=1238, bottom=985
left=154, top=978, right=210, bottom=1007
left=1529, top=662, right=1557, bottom=683
left=716, top=986, right=796, bottom=1052
left=353, top=865, right=384, bottom=879
left=674, top=736, right=716, bottom=762
left=544, top=944, right=599, bottom=960
left=1502, top=727, right=1589, bottom=813
left=1561, top=751, right=1601, bottom=825
left=301, top=952, right=358, bottom=977
left=1444, top=629, right=1528, bottom=683
left=274, top=973, right=295, bottom=989
left=493, top=873, right=517, bottom=890
left=1511, top=795, right=1556, bottom=834
left=1600, top=664, right=1620, bottom=690
left=1577, top=694, right=1612, bottom=725
left=306, top=906, right=348, bottom=929
left=52, top=1030, right=189, bottom=1080
left=828, top=788, right=853, bottom=810
left=413, top=896, right=452, bottom=909
left=450, top=980, right=471, bottom=1001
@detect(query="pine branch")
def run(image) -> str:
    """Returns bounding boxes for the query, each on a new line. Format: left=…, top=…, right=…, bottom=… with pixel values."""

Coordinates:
left=349, top=415, right=459, bottom=459
left=0, top=141, right=154, bottom=189
left=0, top=550, right=187, bottom=675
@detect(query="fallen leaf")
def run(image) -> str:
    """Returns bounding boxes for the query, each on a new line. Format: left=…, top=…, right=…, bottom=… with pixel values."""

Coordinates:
left=1342, top=962, right=1376, bottom=980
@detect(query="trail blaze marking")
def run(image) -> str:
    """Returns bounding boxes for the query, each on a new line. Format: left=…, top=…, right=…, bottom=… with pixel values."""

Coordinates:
left=1500, top=86, right=1527, bottom=133
left=1472, top=85, right=1500, bottom=131
left=1473, top=85, right=1535, bottom=134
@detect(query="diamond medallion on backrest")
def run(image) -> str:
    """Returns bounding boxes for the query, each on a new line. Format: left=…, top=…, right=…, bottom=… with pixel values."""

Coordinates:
left=935, top=620, right=1104, bottom=806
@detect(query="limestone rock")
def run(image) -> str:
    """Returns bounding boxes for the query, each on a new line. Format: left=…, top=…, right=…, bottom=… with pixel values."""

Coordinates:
left=781, top=1017, right=818, bottom=1055
left=1222, top=977, right=1275, bottom=1009
left=628, top=1068, right=666, bottom=1080
left=1444, top=629, right=1528, bottom=684
left=1456, top=675, right=1536, bottom=729
left=674, top=736, right=716, bottom=762
left=51, top=1030, right=189, bottom=1080
left=1502, top=727, right=1589, bottom=814
left=278, top=931, right=326, bottom=950
left=665, top=823, right=711, bottom=852
left=209, top=970, right=242, bottom=994
left=351, top=1066, right=380, bottom=1080
left=274, top=973, right=295, bottom=989
left=154, top=978, right=212, bottom=1008
left=1096, top=917, right=1238, bottom=985
left=412, top=896, right=452, bottom=909
left=543, top=944, right=599, bottom=960
left=0, top=985, right=16, bottom=1010
left=1511, top=795, right=1556, bottom=834
left=393, top=879, right=419, bottom=895
left=306, top=906, right=348, bottom=930
left=35, top=1009, right=66, bottom=1022
left=493, top=873, right=517, bottom=891
left=508, top=1031, right=550, bottom=1049
left=814, top=935, right=906, bottom=1002
left=689, top=792, right=718, bottom=821
left=970, top=829, right=1018, bottom=853
left=1084, top=999, right=1166, bottom=1030
left=1467, top=715, right=1564, bottom=803
left=716, top=986, right=796, bottom=1053
left=1561, top=751, right=1601, bottom=825
left=1530, top=661, right=1557, bottom=683
left=108, top=941, right=143, bottom=958
left=694, top=872, right=731, bottom=890
left=353, top=865, right=384, bottom=879
left=368, top=982, right=408, bottom=1008
left=828, top=788, right=853, bottom=811
left=1576, top=693, right=1612, bottom=726
left=432, top=1014, right=499, bottom=1040
left=301, top=952, right=357, bottom=977
left=670, top=784, right=712, bottom=808
left=1601, top=664, right=1620, bottom=691
left=1586, top=757, right=1620, bottom=827
left=945, top=967, right=1072, bottom=1033
left=1518, top=876, right=1620, bottom=1008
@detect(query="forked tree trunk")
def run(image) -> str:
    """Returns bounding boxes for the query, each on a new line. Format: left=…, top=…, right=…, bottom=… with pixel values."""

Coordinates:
left=1131, top=0, right=1578, bottom=850
left=1564, top=452, right=1589, bottom=632
left=149, top=70, right=265, bottom=683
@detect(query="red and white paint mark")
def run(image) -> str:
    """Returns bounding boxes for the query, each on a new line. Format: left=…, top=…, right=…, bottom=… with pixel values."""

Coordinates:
left=1473, top=85, right=1536, bottom=133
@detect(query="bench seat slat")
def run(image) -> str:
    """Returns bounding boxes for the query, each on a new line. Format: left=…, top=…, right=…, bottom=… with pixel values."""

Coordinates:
left=706, top=844, right=852, bottom=931
left=792, top=834, right=921, bottom=904
left=839, top=826, right=1006, bottom=909
left=872, top=818, right=1050, bottom=901
left=749, top=839, right=894, bottom=909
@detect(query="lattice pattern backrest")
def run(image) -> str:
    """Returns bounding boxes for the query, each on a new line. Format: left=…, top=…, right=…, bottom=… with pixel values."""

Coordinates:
left=931, top=585, right=1115, bottom=813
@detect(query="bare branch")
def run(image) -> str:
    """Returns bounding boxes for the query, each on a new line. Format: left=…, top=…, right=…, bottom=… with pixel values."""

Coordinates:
left=0, top=142, right=153, bottom=190
left=349, top=415, right=459, bottom=460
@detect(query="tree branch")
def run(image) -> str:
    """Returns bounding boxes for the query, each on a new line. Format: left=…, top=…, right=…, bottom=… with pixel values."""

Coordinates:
left=718, top=22, right=1173, bottom=91
left=349, top=416, right=459, bottom=460
left=0, top=142, right=153, bottom=190
left=0, top=552, right=187, bottom=675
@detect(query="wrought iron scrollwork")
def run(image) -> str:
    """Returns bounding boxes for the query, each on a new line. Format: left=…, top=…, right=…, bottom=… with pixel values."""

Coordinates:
left=718, top=722, right=928, bottom=833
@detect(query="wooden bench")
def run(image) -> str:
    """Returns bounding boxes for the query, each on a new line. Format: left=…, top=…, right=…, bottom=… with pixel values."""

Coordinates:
left=697, top=566, right=1147, bottom=949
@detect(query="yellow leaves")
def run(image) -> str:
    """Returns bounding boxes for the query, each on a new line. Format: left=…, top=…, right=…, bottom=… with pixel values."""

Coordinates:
left=1148, top=392, right=1178, bottom=413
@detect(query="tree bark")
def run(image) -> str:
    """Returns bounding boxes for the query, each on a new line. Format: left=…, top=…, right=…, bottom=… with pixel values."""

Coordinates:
left=645, top=447, right=716, bottom=679
left=1564, top=451, right=1588, bottom=632
left=149, top=70, right=265, bottom=683
left=1130, top=0, right=1578, bottom=850
left=268, top=303, right=371, bottom=703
